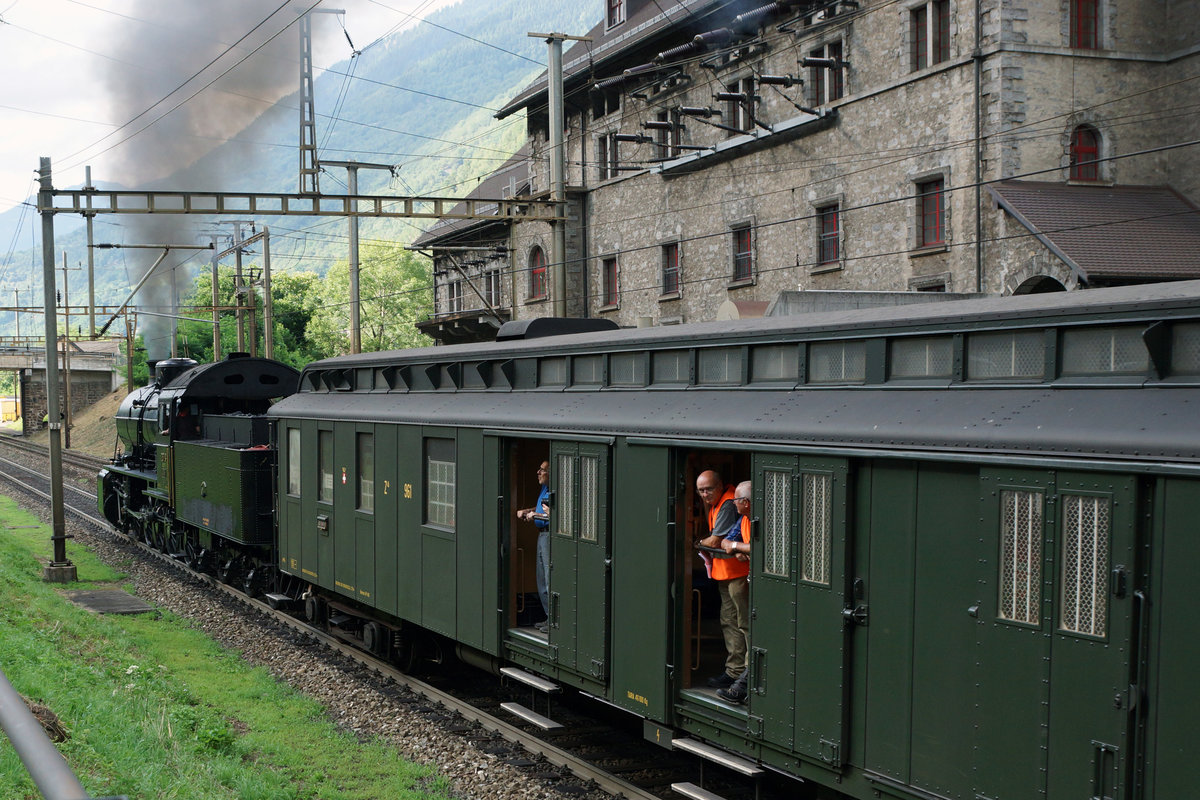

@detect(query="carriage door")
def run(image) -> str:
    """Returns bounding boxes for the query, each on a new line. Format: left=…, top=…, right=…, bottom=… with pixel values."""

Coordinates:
left=549, top=441, right=611, bottom=680
left=975, top=470, right=1137, bottom=799
left=1047, top=472, right=1138, bottom=800
left=751, top=455, right=851, bottom=765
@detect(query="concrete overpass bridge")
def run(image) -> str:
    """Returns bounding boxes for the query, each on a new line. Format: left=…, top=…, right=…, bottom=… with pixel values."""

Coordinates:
left=0, top=339, right=122, bottom=436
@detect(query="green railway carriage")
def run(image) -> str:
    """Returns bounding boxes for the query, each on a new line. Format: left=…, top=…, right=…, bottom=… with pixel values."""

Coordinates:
left=267, top=281, right=1200, bottom=800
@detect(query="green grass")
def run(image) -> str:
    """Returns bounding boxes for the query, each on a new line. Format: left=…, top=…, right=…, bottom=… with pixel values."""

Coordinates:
left=0, top=496, right=452, bottom=800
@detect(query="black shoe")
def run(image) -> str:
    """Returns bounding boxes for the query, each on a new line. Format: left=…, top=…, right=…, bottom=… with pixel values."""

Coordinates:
left=535, top=622, right=548, bottom=633
left=707, top=673, right=736, bottom=688
left=717, top=685, right=747, bottom=704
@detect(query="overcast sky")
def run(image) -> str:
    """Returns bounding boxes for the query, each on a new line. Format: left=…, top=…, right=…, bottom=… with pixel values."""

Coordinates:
left=0, top=0, right=458, bottom=216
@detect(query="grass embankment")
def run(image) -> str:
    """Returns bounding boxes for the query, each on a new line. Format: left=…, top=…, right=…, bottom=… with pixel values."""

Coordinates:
left=0, top=496, right=451, bottom=800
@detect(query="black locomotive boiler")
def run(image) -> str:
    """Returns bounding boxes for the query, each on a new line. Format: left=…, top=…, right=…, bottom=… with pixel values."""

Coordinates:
left=101, top=282, right=1200, bottom=800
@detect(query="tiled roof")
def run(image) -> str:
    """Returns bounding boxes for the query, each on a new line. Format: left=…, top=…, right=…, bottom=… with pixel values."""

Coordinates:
left=410, top=146, right=532, bottom=247
left=497, top=0, right=723, bottom=119
left=987, top=181, right=1200, bottom=282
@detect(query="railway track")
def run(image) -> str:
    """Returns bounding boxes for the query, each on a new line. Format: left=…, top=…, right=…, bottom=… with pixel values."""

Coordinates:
left=0, top=436, right=774, bottom=800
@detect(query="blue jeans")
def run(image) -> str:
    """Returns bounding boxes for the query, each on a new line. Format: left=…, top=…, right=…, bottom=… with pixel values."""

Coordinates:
left=536, top=529, right=550, bottom=619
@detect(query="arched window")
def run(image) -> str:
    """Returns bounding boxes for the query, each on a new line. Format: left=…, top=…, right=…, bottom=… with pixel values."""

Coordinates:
left=1069, top=125, right=1100, bottom=182
left=528, top=246, right=548, bottom=300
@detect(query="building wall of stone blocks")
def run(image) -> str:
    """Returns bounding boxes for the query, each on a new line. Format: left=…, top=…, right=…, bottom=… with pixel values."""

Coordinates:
left=447, top=0, right=1197, bottom=337
left=20, top=369, right=116, bottom=436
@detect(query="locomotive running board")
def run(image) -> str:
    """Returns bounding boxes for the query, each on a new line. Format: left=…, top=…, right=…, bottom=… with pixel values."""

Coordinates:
left=499, top=702, right=564, bottom=730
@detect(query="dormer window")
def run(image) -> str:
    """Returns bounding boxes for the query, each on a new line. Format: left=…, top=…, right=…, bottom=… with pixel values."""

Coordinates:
left=607, top=0, right=626, bottom=28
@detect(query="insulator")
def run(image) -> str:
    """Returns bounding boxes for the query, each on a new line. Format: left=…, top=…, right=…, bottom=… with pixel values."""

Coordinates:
left=642, top=120, right=677, bottom=130
left=679, top=106, right=717, bottom=118
left=615, top=133, right=654, bottom=143
left=655, top=41, right=702, bottom=64
left=622, top=62, right=659, bottom=77
left=714, top=91, right=747, bottom=102
left=694, top=28, right=735, bottom=46
left=733, top=3, right=781, bottom=31
left=801, top=56, right=843, bottom=68
left=758, top=74, right=797, bottom=87
left=594, top=75, right=628, bottom=91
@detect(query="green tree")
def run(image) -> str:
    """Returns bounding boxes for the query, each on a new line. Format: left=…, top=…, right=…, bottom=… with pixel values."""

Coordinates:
left=119, top=334, right=150, bottom=388
left=306, top=243, right=434, bottom=358
left=172, top=267, right=325, bottom=371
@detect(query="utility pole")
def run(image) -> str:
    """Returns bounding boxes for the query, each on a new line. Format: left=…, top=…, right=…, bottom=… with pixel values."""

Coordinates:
left=59, top=253, right=79, bottom=450
left=84, top=166, right=97, bottom=338
left=262, top=227, right=273, bottom=360
left=204, top=234, right=222, bottom=361
left=37, top=157, right=75, bottom=584
left=321, top=160, right=395, bottom=353
left=214, top=228, right=274, bottom=359
left=218, top=221, right=254, bottom=352
left=530, top=32, right=590, bottom=318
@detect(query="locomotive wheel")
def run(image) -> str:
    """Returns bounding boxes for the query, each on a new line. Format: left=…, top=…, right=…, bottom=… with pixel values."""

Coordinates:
left=217, top=559, right=237, bottom=585
left=362, top=622, right=389, bottom=657
left=304, top=594, right=327, bottom=626
left=242, top=568, right=263, bottom=598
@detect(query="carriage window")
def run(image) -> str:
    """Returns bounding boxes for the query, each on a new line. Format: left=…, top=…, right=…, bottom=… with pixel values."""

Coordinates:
left=1172, top=322, right=1200, bottom=375
left=999, top=489, right=1043, bottom=625
left=751, top=344, right=799, bottom=383
left=652, top=350, right=690, bottom=385
left=610, top=352, right=646, bottom=387
left=539, top=357, right=567, bottom=387
left=580, top=456, right=599, bottom=542
left=287, top=428, right=301, bottom=497
left=698, top=347, right=742, bottom=385
left=425, top=438, right=456, bottom=530
left=555, top=454, right=575, bottom=538
left=1061, top=326, right=1149, bottom=375
left=802, top=473, right=832, bottom=585
left=763, top=470, right=790, bottom=577
left=573, top=355, right=604, bottom=387
left=968, top=330, right=1044, bottom=380
left=357, top=433, right=374, bottom=512
left=890, top=336, right=953, bottom=379
left=809, top=340, right=866, bottom=383
left=1060, top=495, right=1109, bottom=637
left=318, top=430, right=333, bottom=503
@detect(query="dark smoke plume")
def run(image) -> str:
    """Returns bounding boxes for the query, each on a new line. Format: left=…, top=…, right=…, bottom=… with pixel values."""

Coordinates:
left=102, top=0, right=346, bottom=359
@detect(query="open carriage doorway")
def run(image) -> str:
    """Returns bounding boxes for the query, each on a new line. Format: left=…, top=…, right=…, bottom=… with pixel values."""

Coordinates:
left=673, top=448, right=752, bottom=697
left=498, top=438, right=550, bottom=636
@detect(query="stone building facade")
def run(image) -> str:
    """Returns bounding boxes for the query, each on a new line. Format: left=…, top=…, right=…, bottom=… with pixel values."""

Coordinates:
left=415, top=0, right=1200, bottom=341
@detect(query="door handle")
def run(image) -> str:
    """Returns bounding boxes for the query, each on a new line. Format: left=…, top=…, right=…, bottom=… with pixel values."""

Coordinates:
left=841, top=604, right=869, bottom=626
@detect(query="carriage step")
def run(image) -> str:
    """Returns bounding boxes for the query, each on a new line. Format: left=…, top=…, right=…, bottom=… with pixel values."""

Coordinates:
left=671, top=738, right=764, bottom=777
left=500, top=702, right=563, bottom=730
left=264, top=593, right=293, bottom=610
left=670, top=782, right=728, bottom=800
left=500, top=667, right=560, bottom=694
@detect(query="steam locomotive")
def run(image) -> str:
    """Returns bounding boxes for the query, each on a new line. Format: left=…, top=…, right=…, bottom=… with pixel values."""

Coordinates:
left=100, top=282, right=1200, bottom=800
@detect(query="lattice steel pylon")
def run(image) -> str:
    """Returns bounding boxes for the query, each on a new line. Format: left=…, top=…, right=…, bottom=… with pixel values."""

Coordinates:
left=298, top=11, right=335, bottom=195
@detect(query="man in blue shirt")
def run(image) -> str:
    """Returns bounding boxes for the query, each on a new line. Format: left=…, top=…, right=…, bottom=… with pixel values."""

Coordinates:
left=517, top=461, right=551, bottom=632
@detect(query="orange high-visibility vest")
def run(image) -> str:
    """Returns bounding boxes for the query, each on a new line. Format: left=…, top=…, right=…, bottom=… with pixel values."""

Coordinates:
left=709, top=488, right=750, bottom=581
